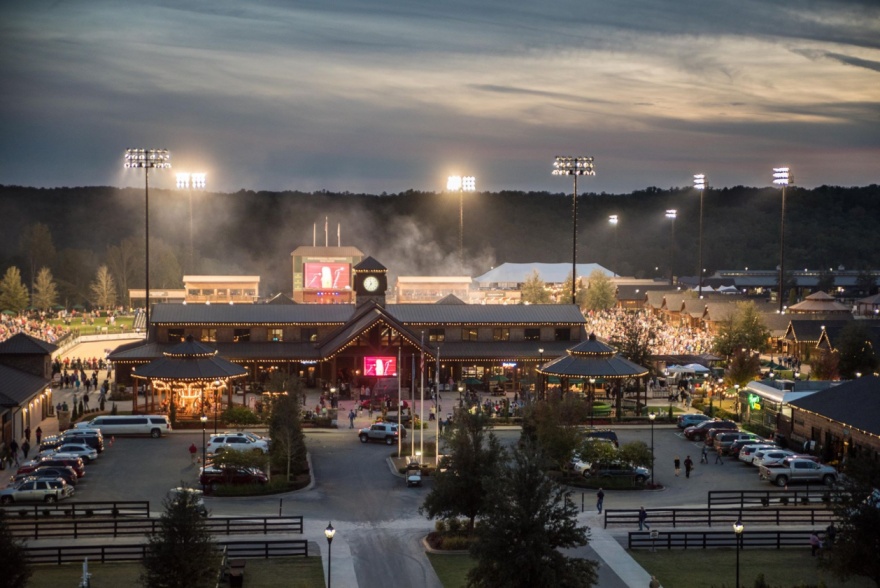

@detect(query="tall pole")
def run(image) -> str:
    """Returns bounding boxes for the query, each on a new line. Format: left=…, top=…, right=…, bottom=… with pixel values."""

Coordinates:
left=420, top=331, right=425, bottom=459
left=608, top=215, right=619, bottom=276
left=694, top=174, right=706, bottom=299
left=666, top=210, right=677, bottom=286
left=435, top=345, right=441, bottom=466
left=538, top=348, right=544, bottom=401
left=447, top=176, right=476, bottom=272
left=324, top=522, right=335, bottom=588
left=200, top=413, right=207, bottom=491
left=733, top=519, right=744, bottom=588
left=649, top=412, right=656, bottom=486
left=553, top=156, right=595, bottom=305
left=125, top=149, right=170, bottom=327
left=774, top=167, right=793, bottom=313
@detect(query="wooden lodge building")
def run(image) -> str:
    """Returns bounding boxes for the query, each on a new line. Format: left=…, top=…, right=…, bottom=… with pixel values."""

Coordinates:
left=109, top=258, right=588, bottom=394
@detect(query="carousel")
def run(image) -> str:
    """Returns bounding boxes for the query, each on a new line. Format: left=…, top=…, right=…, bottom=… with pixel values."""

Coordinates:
left=130, top=335, right=248, bottom=419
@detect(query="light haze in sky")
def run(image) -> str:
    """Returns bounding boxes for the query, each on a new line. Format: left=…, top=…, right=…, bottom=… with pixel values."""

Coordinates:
left=2, top=0, right=878, bottom=194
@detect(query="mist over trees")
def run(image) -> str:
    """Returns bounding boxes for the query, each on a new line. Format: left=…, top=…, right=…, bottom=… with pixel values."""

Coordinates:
left=1, top=183, right=878, bottom=307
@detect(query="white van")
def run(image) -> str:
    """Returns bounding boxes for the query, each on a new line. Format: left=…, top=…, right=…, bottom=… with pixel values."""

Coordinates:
left=76, top=415, right=172, bottom=438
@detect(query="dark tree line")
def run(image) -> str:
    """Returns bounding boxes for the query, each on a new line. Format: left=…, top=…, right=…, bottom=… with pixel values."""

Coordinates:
left=2, top=183, right=879, bottom=304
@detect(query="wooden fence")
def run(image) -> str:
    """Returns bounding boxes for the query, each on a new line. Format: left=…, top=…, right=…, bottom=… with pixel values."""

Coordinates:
left=603, top=507, right=835, bottom=529
left=0, top=501, right=150, bottom=519
left=707, top=489, right=836, bottom=508
left=629, top=528, right=828, bottom=550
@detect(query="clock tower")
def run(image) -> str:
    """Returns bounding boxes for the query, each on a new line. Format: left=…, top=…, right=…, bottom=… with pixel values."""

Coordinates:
left=353, top=256, right=388, bottom=306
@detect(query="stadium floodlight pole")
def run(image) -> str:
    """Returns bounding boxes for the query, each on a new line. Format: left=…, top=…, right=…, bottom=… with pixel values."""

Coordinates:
left=552, top=156, right=595, bottom=305
left=773, top=167, right=793, bottom=313
left=447, top=175, right=476, bottom=271
left=125, top=149, right=171, bottom=327
left=608, top=215, right=619, bottom=276
left=665, top=209, right=677, bottom=286
left=176, top=172, right=206, bottom=274
left=693, top=174, right=707, bottom=299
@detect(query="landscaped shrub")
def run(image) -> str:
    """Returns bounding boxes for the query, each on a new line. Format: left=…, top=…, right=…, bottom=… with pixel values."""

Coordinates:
left=434, top=519, right=447, bottom=533
left=441, top=535, right=471, bottom=551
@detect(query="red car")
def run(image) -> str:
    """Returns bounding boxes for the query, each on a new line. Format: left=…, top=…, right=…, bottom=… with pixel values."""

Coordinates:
left=683, top=420, right=737, bottom=441
left=199, top=466, right=268, bottom=492
left=17, top=456, right=85, bottom=478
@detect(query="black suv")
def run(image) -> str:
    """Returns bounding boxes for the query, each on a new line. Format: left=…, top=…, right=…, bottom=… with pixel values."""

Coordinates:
left=62, top=429, right=105, bottom=453
left=583, top=429, right=619, bottom=447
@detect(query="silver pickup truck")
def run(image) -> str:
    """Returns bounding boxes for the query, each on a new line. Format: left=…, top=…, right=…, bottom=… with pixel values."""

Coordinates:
left=759, top=458, right=838, bottom=487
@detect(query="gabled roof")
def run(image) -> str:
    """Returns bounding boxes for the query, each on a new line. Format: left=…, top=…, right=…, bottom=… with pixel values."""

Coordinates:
left=785, top=320, right=852, bottom=343
left=615, top=285, right=653, bottom=301
left=0, top=333, right=57, bottom=355
left=107, top=341, right=322, bottom=362
left=317, top=301, right=426, bottom=358
left=435, top=294, right=467, bottom=305
left=385, top=304, right=585, bottom=325
left=0, top=364, right=50, bottom=406
left=264, top=293, right=297, bottom=305
left=539, top=334, right=649, bottom=379
left=149, top=303, right=352, bottom=325
left=788, top=291, right=851, bottom=314
left=354, top=256, right=387, bottom=272
left=788, top=376, right=880, bottom=437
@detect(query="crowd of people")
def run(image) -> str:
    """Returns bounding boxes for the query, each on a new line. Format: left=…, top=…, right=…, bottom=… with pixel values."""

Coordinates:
left=0, top=313, right=71, bottom=344
left=584, top=308, right=715, bottom=356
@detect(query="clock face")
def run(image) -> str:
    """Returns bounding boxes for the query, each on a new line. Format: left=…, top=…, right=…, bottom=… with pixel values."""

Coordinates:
left=363, top=276, right=380, bottom=292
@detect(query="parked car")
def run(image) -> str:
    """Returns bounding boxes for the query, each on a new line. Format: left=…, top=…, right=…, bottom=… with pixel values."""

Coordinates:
left=17, top=456, right=85, bottom=478
left=758, top=458, right=839, bottom=487
left=199, top=466, right=268, bottom=491
left=704, top=426, right=741, bottom=446
left=568, top=454, right=592, bottom=476
left=227, top=431, right=271, bottom=451
left=583, top=429, right=619, bottom=447
left=716, top=432, right=764, bottom=455
left=727, top=437, right=770, bottom=458
left=77, top=415, right=171, bottom=438
left=684, top=420, right=737, bottom=441
left=738, top=444, right=779, bottom=464
left=38, top=435, right=66, bottom=452
left=358, top=423, right=407, bottom=445
left=167, top=487, right=208, bottom=517
left=40, top=443, right=98, bottom=463
left=61, top=428, right=105, bottom=453
left=585, top=461, right=649, bottom=483
left=10, top=465, right=79, bottom=487
left=383, top=410, right=412, bottom=426
left=206, top=433, right=269, bottom=455
left=677, top=413, right=711, bottom=429
left=753, top=450, right=798, bottom=468
left=405, top=462, right=423, bottom=487
left=0, top=477, right=74, bottom=503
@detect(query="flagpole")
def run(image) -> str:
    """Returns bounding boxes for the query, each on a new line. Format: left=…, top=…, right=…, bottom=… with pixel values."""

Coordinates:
left=420, top=331, right=425, bottom=460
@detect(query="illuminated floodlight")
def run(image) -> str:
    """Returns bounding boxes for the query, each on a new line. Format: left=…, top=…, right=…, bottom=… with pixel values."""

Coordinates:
left=447, top=175, right=476, bottom=192
left=665, top=209, right=677, bottom=219
left=124, top=148, right=171, bottom=169
left=694, top=174, right=706, bottom=191
left=608, top=215, right=618, bottom=225
left=176, top=173, right=190, bottom=189
left=772, top=167, right=792, bottom=186
left=191, top=173, right=206, bottom=189
left=552, top=156, right=595, bottom=176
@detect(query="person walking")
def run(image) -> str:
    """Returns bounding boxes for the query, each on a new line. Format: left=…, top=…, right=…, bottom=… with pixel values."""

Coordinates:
left=596, top=488, right=605, bottom=514
left=9, top=439, right=19, bottom=465
left=684, top=455, right=694, bottom=478
left=715, top=444, right=724, bottom=464
left=674, top=457, right=681, bottom=477
left=21, top=439, right=30, bottom=460
left=810, top=531, right=822, bottom=557
left=35, top=426, right=43, bottom=445
left=348, top=409, right=356, bottom=429
left=24, top=426, right=31, bottom=444
left=700, top=443, right=709, bottom=464
left=638, top=506, right=650, bottom=531
left=189, top=442, right=198, bottom=464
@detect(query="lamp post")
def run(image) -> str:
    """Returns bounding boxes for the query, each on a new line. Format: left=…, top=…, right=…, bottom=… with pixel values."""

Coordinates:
left=199, top=414, right=207, bottom=491
left=648, top=411, right=656, bottom=486
left=538, top=348, right=544, bottom=401
left=693, top=174, right=706, bottom=298
left=773, top=167, right=793, bottom=313
left=447, top=175, right=476, bottom=271
left=734, top=384, right=741, bottom=421
left=733, top=518, right=744, bottom=588
left=124, top=149, right=171, bottom=326
left=665, top=209, right=677, bottom=286
left=458, top=384, right=463, bottom=408
left=324, top=522, right=335, bottom=588
left=553, top=156, right=595, bottom=304
left=589, top=377, right=596, bottom=427
left=176, top=172, right=206, bottom=274
left=608, top=215, right=619, bottom=276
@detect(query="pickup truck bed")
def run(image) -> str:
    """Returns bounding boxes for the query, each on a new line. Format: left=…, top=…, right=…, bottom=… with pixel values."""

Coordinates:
left=758, top=458, right=838, bottom=487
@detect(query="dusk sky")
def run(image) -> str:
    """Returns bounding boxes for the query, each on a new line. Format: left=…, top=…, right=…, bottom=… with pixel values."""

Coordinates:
left=2, top=0, right=878, bottom=195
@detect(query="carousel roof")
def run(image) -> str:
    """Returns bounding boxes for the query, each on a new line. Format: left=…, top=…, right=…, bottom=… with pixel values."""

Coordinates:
left=538, top=333, right=649, bottom=379
left=131, top=336, right=248, bottom=381
left=788, top=291, right=851, bottom=314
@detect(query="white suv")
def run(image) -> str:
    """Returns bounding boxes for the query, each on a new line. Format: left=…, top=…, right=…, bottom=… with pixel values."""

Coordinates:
left=206, top=433, right=269, bottom=455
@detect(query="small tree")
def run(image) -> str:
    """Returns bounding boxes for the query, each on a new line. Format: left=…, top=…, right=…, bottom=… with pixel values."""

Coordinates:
left=0, top=266, right=30, bottom=313
left=32, top=266, right=59, bottom=311
left=810, top=349, right=840, bottom=381
left=520, top=270, right=551, bottom=304
left=140, top=487, right=218, bottom=588
left=559, top=272, right=588, bottom=307
left=0, top=517, right=31, bottom=588
left=836, top=322, right=879, bottom=379
left=523, top=395, right=589, bottom=471
left=618, top=440, right=653, bottom=469
left=467, top=444, right=599, bottom=588
left=267, top=375, right=307, bottom=482
left=583, top=269, right=616, bottom=311
left=420, top=411, right=504, bottom=535
left=89, top=264, right=117, bottom=310
left=725, top=349, right=760, bottom=388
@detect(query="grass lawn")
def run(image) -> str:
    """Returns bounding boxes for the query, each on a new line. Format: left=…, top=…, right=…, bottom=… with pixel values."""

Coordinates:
left=630, top=548, right=874, bottom=588
left=49, top=316, right=135, bottom=337
left=29, top=557, right=325, bottom=588
left=426, top=549, right=875, bottom=588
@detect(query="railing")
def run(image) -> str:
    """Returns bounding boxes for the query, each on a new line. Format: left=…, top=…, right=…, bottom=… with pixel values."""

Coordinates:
left=603, top=507, right=836, bottom=529
left=25, top=539, right=309, bottom=564
left=7, top=515, right=304, bottom=540
left=707, top=488, right=835, bottom=508
left=629, top=529, right=828, bottom=550
left=0, top=501, right=150, bottom=519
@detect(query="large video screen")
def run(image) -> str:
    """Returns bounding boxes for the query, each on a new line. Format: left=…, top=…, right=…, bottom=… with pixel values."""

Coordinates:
left=364, top=356, right=397, bottom=377
left=303, top=262, right=351, bottom=290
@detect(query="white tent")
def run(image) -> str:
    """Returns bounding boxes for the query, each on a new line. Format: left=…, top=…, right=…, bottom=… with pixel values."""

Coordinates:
left=692, top=286, right=715, bottom=293
left=683, top=363, right=710, bottom=373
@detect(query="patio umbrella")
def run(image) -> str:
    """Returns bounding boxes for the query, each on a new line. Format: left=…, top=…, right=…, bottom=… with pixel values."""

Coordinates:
left=462, top=377, right=483, bottom=385
left=489, top=375, right=509, bottom=383
left=1, top=310, right=16, bottom=316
